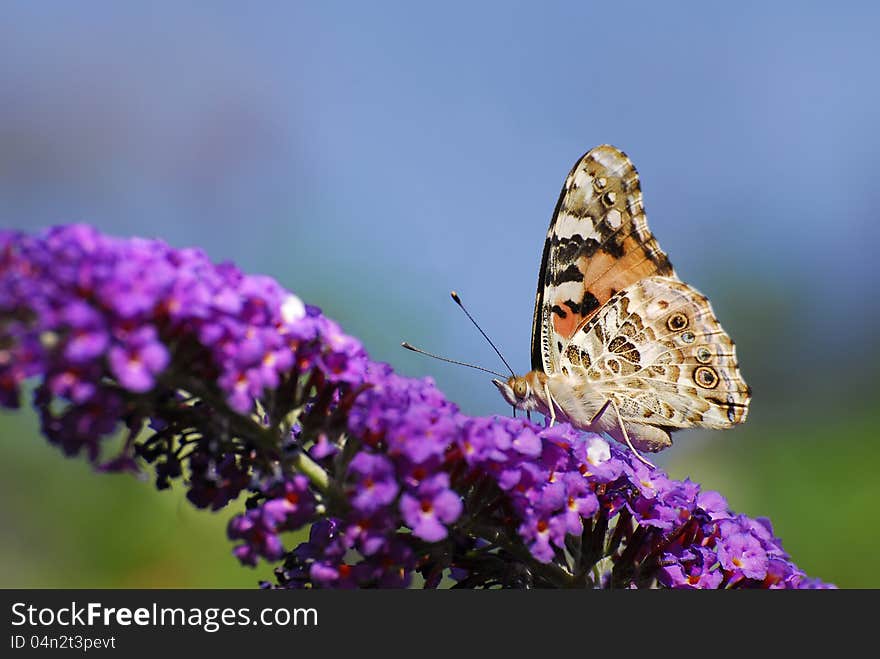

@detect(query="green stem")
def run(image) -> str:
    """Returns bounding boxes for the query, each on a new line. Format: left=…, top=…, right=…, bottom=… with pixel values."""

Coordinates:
left=291, top=450, right=330, bottom=494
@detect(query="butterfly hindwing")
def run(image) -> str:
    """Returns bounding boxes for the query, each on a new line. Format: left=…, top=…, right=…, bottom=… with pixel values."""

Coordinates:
left=531, top=145, right=674, bottom=375
left=559, top=276, right=751, bottom=430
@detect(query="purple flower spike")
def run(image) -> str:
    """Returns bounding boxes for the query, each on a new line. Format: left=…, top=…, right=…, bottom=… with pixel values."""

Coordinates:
left=1, top=225, right=835, bottom=590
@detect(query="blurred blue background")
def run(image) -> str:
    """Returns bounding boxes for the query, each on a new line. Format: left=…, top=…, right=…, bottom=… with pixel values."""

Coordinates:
left=1, top=2, right=878, bottom=587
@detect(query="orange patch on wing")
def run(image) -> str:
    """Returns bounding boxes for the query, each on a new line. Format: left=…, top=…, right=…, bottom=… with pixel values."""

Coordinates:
left=552, top=306, right=586, bottom=340
left=550, top=235, right=670, bottom=341
left=581, top=236, right=663, bottom=306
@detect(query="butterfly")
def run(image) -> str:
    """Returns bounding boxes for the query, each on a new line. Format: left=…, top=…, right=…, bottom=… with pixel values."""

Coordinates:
left=494, top=145, right=750, bottom=460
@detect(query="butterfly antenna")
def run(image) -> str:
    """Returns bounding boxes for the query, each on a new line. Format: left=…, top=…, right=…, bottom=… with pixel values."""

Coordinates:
left=450, top=291, right=516, bottom=376
left=400, top=342, right=508, bottom=379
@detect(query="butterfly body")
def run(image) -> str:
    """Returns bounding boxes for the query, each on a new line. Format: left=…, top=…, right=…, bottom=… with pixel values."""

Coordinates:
left=495, top=370, right=673, bottom=452
left=497, top=146, right=750, bottom=453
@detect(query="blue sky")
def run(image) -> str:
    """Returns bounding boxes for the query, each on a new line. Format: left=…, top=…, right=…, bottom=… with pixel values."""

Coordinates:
left=2, top=1, right=878, bottom=421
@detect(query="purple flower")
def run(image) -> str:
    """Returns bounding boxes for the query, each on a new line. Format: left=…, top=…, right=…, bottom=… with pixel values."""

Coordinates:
left=347, top=452, right=400, bottom=514
left=512, top=427, right=542, bottom=457
left=218, top=367, right=263, bottom=414
left=518, top=513, right=556, bottom=563
left=186, top=454, right=250, bottom=511
left=572, top=435, right=624, bottom=482
left=696, top=490, right=732, bottom=521
left=764, top=558, right=805, bottom=589
left=717, top=532, right=769, bottom=581
left=228, top=509, right=285, bottom=566
left=660, top=547, right=723, bottom=589
left=399, top=473, right=462, bottom=542
left=529, top=480, right=567, bottom=514
left=629, top=476, right=698, bottom=530
left=108, top=326, right=170, bottom=393
left=228, top=476, right=316, bottom=568
left=627, top=460, right=673, bottom=500
left=261, top=475, right=316, bottom=529
left=46, top=364, right=100, bottom=403
left=96, top=246, right=175, bottom=318
left=343, top=512, right=397, bottom=556
left=559, top=473, right=599, bottom=535
left=388, top=407, right=457, bottom=465
left=318, top=321, right=367, bottom=384
left=460, top=417, right=513, bottom=464
left=61, top=301, right=109, bottom=363
left=309, top=432, right=339, bottom=459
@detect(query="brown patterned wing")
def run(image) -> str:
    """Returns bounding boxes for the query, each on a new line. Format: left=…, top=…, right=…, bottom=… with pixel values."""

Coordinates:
left=560, top=276, right=751, bottom=431
left=531, top=145, right=674, bottom=374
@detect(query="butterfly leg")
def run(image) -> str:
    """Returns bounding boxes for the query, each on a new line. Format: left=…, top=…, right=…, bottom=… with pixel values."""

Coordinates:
left=543, top=381, right=557, bottom=427
left=588, top=399, right=612, bottom=425
left=606, top=398, right=655, bottom=469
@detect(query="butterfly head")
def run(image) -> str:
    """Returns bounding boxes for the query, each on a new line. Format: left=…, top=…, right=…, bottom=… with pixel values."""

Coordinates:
left=493, top=372, right=543, bottom=411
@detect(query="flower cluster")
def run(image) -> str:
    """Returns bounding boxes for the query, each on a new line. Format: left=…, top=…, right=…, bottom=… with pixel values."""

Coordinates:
left=0, top=225, right=834, bottom=589
left=1, top=224, right=364, bottom=469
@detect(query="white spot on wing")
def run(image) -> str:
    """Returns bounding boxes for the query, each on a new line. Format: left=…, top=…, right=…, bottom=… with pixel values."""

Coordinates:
left=553, top=212, right=591, bottom=239
left=550, top=281, right=584, bottom=301
left=591, top=148, right=629, bottom=175
left=571, top=168, right=593, bottom=190
left=606, top=209, right=622, bottom=229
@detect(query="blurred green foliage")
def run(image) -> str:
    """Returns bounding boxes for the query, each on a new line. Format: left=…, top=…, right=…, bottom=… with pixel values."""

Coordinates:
left=0, top=410, right=268, bottom=588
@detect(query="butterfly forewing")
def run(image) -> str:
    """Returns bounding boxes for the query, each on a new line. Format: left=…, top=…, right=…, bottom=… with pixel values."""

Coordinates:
left=531, top=145, right=674, bottom=375
left=560, top=276, right=751, bottom=430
